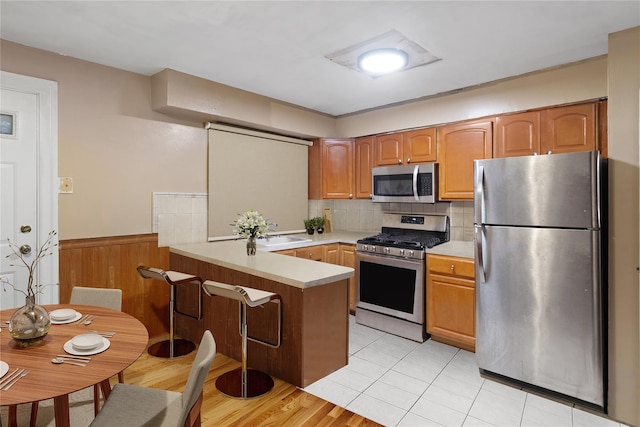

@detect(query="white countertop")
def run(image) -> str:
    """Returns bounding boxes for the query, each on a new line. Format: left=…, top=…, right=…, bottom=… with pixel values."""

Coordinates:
left=256, top=231, right=475, bottom=259
left=170, top=239, right=354, bottom=289
left=170, top=232, right=474, bottom=290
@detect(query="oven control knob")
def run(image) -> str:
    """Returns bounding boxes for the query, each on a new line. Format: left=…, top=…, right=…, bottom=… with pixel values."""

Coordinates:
left=399, top=249, right=404, bottom=256
left=371, top=246, right=376, bottom=252
left=384, top=247, right=391, bottom=254
left=409, top=250, right=414, bottom=257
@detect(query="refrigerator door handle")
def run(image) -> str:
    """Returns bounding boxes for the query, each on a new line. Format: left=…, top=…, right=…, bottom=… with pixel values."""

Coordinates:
left=412, top=164, right=420, bottom=202
left=475, top=225, right=486, bottom=283
left=475, top=165, right=485, bottom=224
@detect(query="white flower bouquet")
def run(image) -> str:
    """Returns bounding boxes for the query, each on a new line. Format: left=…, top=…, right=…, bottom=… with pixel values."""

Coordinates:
left=231, top=210, right=274, bottom=239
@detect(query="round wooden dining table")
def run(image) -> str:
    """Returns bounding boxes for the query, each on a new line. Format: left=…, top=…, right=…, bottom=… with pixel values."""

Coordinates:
left=0, top=304, right=149, bottom=427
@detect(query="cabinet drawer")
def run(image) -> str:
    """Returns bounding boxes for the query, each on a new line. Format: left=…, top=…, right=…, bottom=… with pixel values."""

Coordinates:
left=427, top=254, right=475, bottom=279
left=295, top=246, right=323, bottom=261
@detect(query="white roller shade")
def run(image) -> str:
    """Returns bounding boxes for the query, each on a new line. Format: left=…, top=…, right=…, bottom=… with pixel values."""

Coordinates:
left=207, top=124, right=311, bottom=241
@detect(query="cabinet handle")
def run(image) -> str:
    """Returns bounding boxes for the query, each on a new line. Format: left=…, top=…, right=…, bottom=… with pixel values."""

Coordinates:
left=349, top=194, right=353, bottom=199
left=547, top=150, right=552, bottom=155
left=397, top=159, right=402, bottom=164
left=450, top=264, right=455, bottom=271
left=407, top=158, right=411, bottom=163
left=533, top=152, right=538, bottom=156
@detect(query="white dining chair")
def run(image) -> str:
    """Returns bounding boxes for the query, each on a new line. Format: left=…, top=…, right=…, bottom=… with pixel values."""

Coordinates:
left=70, top=286, right=122, bottom=311
left=29, top=286, right=125, bottom=426
left=90, top=330, right=216, bottom=427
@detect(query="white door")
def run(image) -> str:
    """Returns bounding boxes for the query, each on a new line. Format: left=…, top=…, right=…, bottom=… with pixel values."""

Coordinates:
left=0, top=71, right=59, bottom=309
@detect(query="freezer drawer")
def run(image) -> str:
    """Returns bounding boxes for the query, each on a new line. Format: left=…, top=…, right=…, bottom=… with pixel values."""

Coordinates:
left=474, top=151, right=603, bottom=229
left=475, top=225, right=605, bottom=408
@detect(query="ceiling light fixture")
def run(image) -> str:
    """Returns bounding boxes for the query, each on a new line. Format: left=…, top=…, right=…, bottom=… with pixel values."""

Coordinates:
left=358, top=48, right=408, bottom=76
left=325, top=29, right=440, bottom=78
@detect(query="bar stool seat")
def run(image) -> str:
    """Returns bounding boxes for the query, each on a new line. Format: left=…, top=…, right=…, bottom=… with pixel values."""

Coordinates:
left=137, top=266, right=203, bottom=358
left=202, top=280, right=281, bottom=399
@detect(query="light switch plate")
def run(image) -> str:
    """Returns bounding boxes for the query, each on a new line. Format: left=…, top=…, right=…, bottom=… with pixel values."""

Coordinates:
left=59, top=177, right=73, bottom=193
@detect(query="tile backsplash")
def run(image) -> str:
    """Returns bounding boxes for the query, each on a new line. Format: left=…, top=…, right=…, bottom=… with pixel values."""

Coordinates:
left=308, top=199, right=474, bottom=241
left=154, top=193, right=475, bottom=247
left=153, top=192, right=208, bottom=247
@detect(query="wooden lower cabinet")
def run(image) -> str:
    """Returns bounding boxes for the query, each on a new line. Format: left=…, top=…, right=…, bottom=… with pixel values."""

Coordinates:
left=426, top=254, right=476, bottom=351
left=338, top=244, right=357, bottom=314
left=276, top=243, right=357, bottom=313
left=323, top=243, right=340, bottom=264
left=296, top=245, right=323, bottom=261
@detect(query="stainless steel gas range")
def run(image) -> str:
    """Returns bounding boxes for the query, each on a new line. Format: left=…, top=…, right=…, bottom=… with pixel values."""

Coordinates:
left=355, top=213, right=449, bottom=342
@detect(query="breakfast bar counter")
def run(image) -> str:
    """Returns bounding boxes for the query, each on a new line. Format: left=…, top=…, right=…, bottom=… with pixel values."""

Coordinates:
left=170, top=240, right=354, bottom=388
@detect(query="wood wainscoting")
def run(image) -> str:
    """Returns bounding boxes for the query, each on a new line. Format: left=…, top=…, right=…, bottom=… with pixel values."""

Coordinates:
left=58, top=234, right=170, bottom=338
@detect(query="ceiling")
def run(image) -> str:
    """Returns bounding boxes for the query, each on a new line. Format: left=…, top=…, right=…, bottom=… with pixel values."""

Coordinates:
left=1, top=1, right=638, bottom=117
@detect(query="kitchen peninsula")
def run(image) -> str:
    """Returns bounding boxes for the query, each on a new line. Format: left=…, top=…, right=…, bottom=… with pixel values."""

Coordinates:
left=169, top=239, right=354, bottom=388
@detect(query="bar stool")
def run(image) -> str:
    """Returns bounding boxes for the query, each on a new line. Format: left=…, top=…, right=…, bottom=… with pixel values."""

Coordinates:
left=137, top=266, right=202, bottom=358
left=202, top=280, right=281, bottom=399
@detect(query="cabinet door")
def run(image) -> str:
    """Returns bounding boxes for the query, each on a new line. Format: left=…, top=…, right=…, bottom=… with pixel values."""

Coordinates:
left=427, top=273, right=476, bottom=350
left=274, top=249, right=295, bottom=256
left=355, top=136, right=374, bottom=199
left=541, top=103, right=596, bottom=154
left=437, top=120, right=493, bottom=200
left=374, top=132, right=404, bottom=166
left=339, top=244, right=357, bottom=314
left=404, top=128, right=437, bottom=163
left=495, top=111, right=541, bottom=158
left=296, top=246, right=323, bottom=261
left=322, top=244, right=339, bottom=264
left=322, top=139, right=354, bottom=199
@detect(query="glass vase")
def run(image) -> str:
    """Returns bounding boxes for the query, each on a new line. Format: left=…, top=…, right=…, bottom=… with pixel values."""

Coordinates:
left=9, top=295, right=51, bottom=346
left=246, top=236, right=257, bottom=256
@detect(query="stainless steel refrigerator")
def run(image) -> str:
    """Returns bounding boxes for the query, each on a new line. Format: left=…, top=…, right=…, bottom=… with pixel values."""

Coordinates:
left=474, top=151, right=607, bottom=412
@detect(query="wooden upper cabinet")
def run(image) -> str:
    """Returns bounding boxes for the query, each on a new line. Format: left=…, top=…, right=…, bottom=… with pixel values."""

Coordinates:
left=374, top=129, right=437, bottom=166
left=308, top=138, right=354, bottom=199
left=541, top=103, right=596, bottom=154
left=437, top=120, right=493, bottom=200
left=404, top=128, right=437, bottom=163
left=355, top=136, right=374, bottom=199
left=374, top=132, right=404, bottom=166
left=495, top=111, right=541, bottom=158
left=322, top=139, right=354, bottom=199
left=495, top=102, right=600, bottom=159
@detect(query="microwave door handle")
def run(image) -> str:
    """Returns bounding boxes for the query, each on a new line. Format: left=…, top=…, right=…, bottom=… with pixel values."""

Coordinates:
left=412, top=165, right=420, bottom=201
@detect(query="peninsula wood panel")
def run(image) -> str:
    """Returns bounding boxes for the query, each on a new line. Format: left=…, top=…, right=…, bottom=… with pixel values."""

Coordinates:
left=170, top=252, right=349, bottom=388
left=58, top=234, right=170, bottom=338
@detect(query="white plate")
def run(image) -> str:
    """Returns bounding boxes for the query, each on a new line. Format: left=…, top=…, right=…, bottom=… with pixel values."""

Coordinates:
left=64, top=337, right=110, bottom=356
left=71, top=333, right=103, bottom=350
left=49, top=308, right=77, bottom=321
left=51, top=312, right=82, bottom=325
left=0, top=361, right=8, bottom=378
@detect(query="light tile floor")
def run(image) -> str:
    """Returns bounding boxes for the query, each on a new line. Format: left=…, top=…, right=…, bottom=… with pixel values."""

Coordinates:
left=303, top=316, right=626, bottom=427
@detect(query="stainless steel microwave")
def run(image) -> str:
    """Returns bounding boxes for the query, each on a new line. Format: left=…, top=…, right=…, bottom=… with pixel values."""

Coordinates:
left=371, top=163, right=438, bottom=203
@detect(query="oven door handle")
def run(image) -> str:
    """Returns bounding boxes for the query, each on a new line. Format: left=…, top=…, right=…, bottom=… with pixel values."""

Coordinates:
left=412, top=164, right=420, bottom=202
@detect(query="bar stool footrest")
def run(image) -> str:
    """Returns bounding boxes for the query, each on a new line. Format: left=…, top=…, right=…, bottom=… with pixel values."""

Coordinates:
left=215, top=368, right=274, bottom=399
left=148, top=339, right=196, bottom=358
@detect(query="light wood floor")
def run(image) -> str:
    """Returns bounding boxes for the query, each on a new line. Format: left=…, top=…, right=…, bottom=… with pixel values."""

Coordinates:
left=122, top=337, right=382, bottom=427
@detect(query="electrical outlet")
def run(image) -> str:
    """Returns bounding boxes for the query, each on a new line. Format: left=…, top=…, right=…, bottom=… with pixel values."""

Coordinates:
left=59, top=177, right=73, bottom=193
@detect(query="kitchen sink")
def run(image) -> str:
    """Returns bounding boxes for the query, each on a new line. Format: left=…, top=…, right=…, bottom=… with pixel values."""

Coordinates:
left=256, top=236, right=312, bottom=247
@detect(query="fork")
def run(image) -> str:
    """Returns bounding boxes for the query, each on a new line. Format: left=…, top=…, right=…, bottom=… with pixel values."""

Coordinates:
left=0, top=368, right=21, bottom=389
left=3, top=369, right=29, bottom=391
left=82, top=315, right=96, bottom=326
left=75, top=314, right=90, bottom=325
left=89, top=330, right=115, bottom=337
